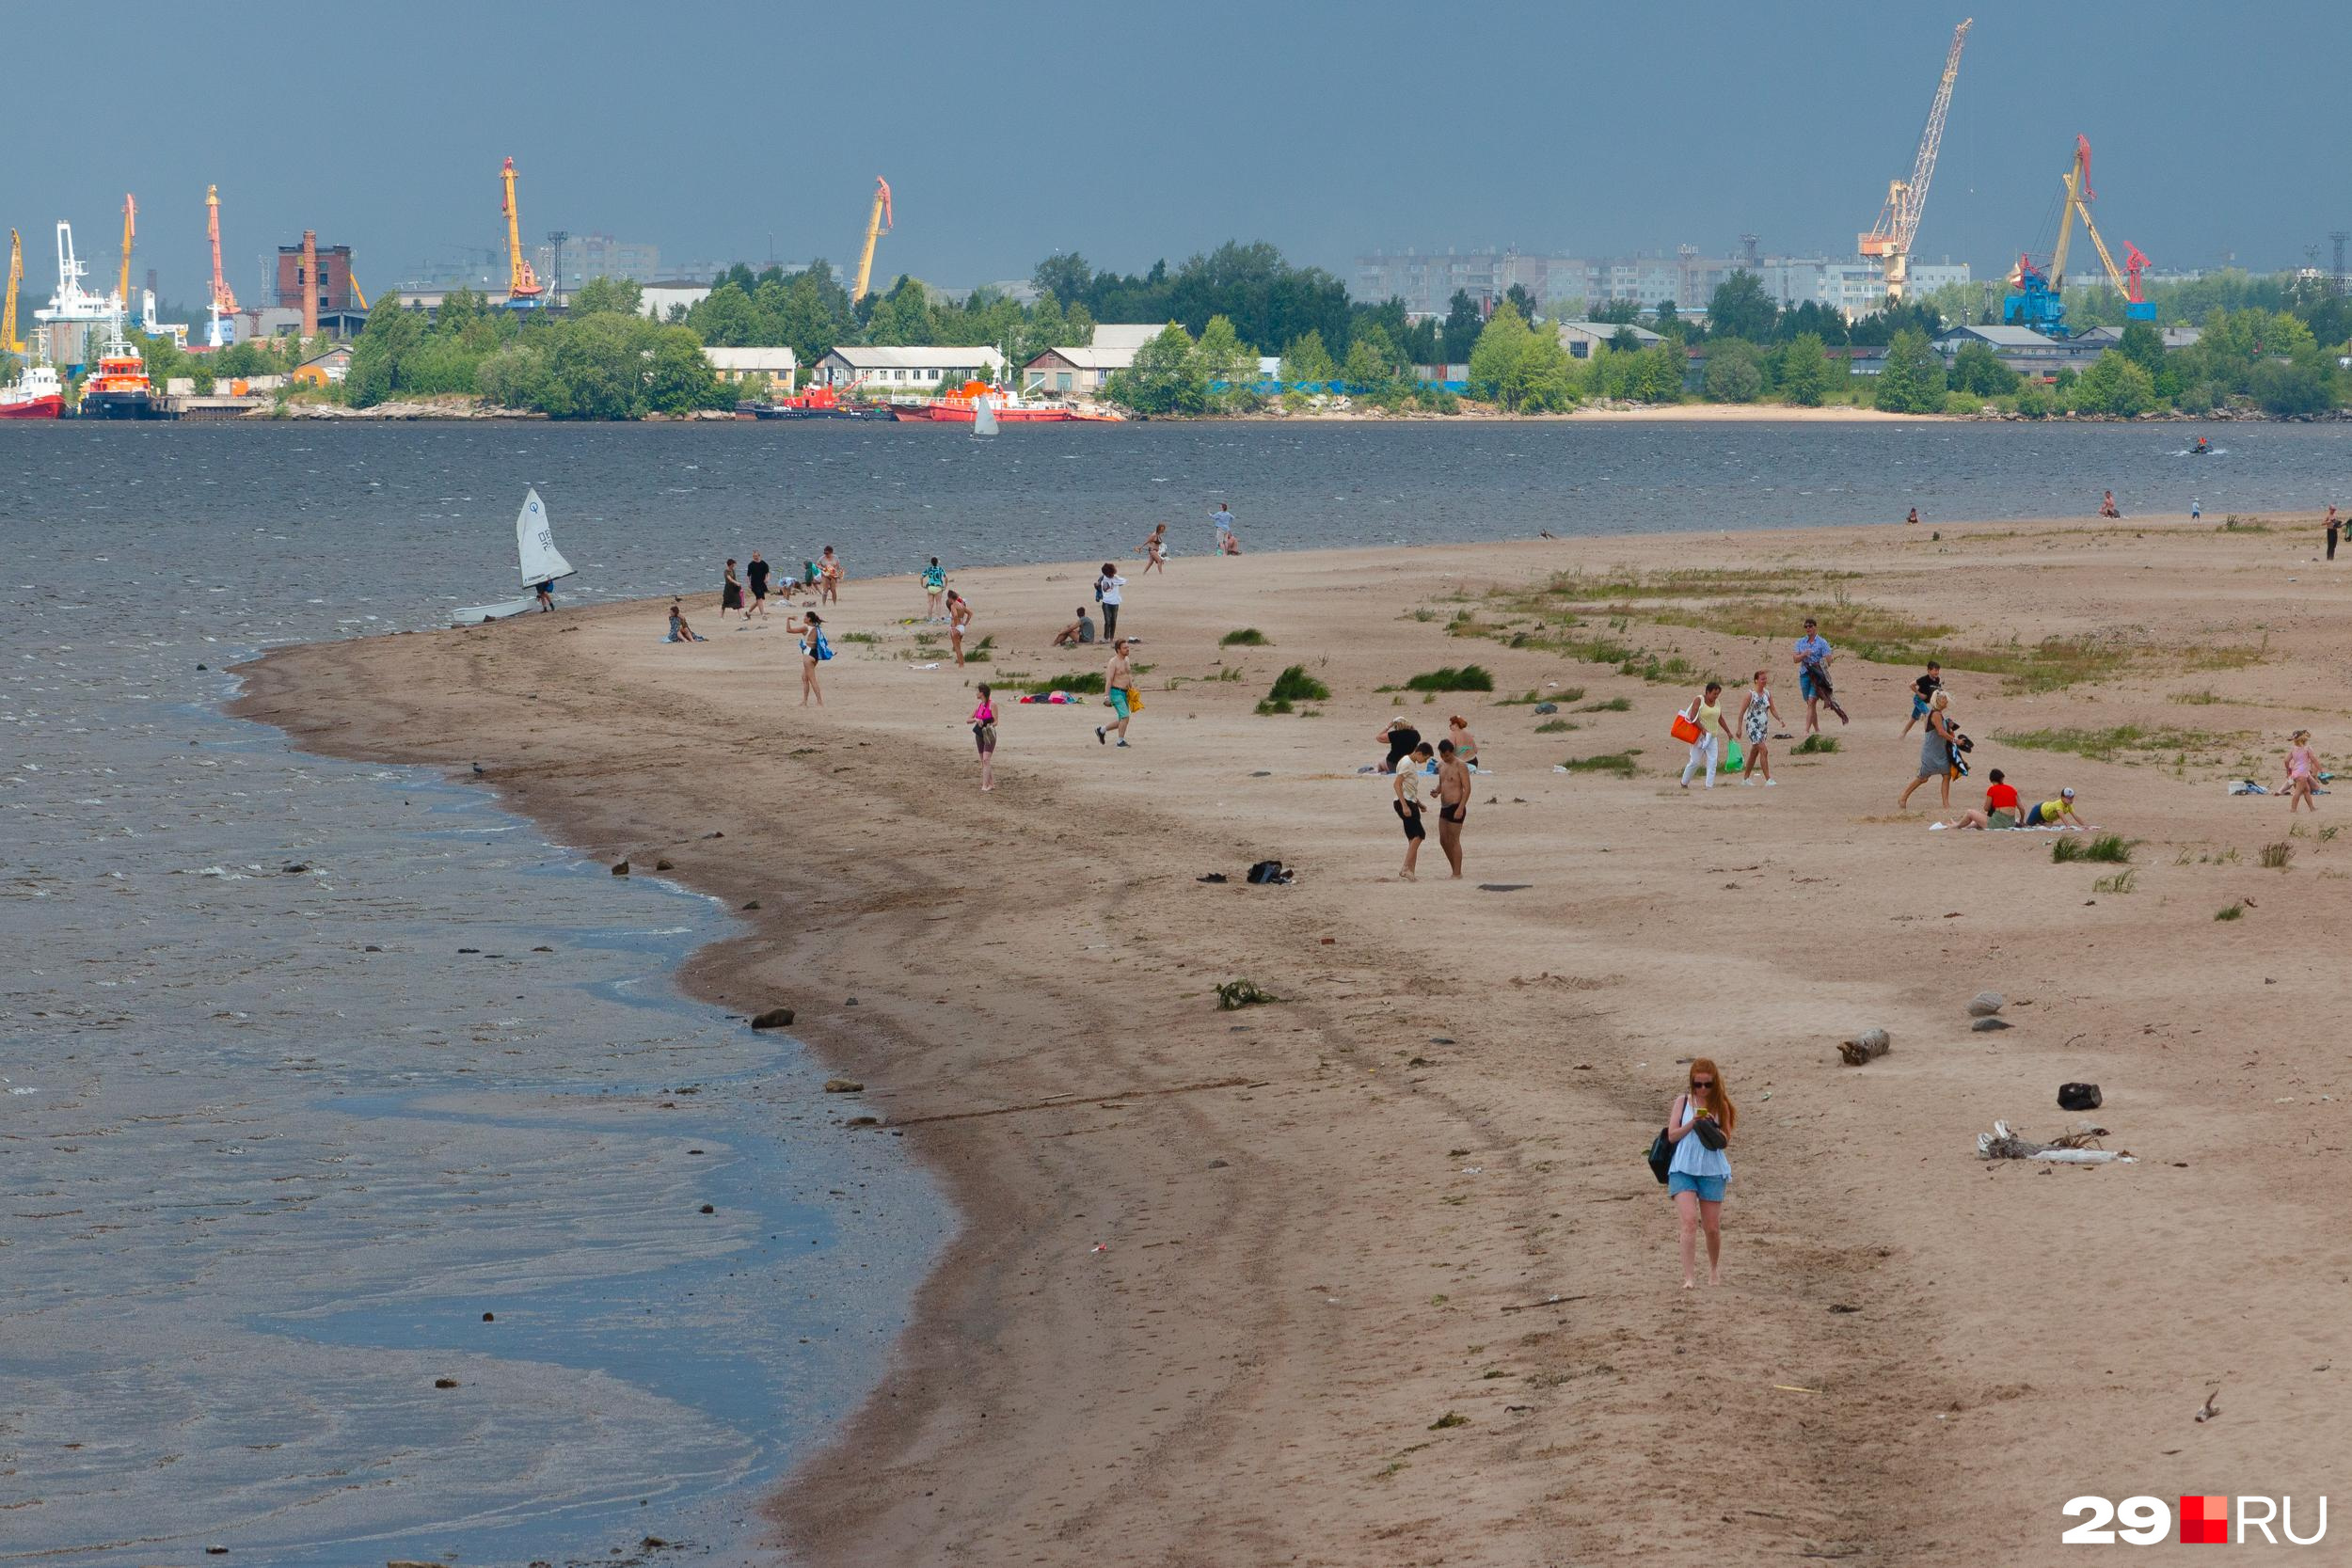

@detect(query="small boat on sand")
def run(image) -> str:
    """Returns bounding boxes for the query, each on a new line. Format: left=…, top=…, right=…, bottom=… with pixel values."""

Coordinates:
left=453, top=488, right=574, bottom=625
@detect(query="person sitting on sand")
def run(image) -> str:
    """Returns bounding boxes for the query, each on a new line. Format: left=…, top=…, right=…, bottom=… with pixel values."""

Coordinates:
left=2099, top=489, right=2122, bottom=519
left=2023, top=786, right=2081, bottom=829
left=2285, top=730, right=2321, bottom=814
left=1052, top=606, right=1098, bottom=647
left=665, top=601, right=707, bottom=642
left=1445, top=714, right=1480, bottom=771
left=1939, top=768, right=2020, bottom=830
left=1375, top=715, right=1422, bottom=773
left=1905, top=507, right=1920, bottom=527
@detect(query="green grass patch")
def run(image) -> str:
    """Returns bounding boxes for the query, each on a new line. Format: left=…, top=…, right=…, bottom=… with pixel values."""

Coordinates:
left=1258, top=664, right=1330, bottom=715
left=836, top=630, right=880, bottom=644
left=1535, top=719, right=1579, bottom=734
left=2259, top=841, right=2295, bottom=870
left=1402, top=664, right=1495, bottom=692
left=2215, top=901, right=2246, bottom=921
left=1578, top=696, right=1632, bottom=713
left=1219, top=627, right=1269, bottom=646
left=1560, top=751, right=1641, bottom=777
left=1994, top=724, right=2240, bottom=764
left=1007, top=671, right=1104, bottom=695
left=1792, top=734, right=1839, bottom=754
left=2091, top=868, right=2137, bottom=894
left=2171, top=689, right=2223, bottom=705
left=2052, top=833, right=2133, bottom=864
left=962, top=633, right=995, bottom=664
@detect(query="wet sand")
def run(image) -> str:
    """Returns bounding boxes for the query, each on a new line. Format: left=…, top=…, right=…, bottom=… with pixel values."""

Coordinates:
left=237, top=512, right=2352, bottom=1564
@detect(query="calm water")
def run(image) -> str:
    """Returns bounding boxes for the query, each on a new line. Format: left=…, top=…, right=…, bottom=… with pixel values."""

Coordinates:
left=5, top=418, right=2346, bottom=1565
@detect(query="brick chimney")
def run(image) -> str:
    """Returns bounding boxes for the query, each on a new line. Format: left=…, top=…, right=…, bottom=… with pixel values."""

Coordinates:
left=300, top=230, right=318, bottom=341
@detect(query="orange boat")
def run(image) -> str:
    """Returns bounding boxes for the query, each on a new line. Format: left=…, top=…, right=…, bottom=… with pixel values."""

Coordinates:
left=897, top=381, right=1076, bottom=423
left=78, top=328, right=158, bottom=420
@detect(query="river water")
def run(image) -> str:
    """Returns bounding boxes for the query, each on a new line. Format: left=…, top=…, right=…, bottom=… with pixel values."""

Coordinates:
left=4, top=418, right=2346, bottom=1565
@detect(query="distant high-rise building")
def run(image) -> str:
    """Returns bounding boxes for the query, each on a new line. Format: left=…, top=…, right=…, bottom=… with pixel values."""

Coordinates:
left=530, top=234, right=661, bottom=290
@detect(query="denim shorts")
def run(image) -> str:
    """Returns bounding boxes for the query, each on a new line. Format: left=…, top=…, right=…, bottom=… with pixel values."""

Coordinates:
left=1668, top=1172, right=1727, bottom=1202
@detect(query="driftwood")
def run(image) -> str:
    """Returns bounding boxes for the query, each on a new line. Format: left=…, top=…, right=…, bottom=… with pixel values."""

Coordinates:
left=1839, top=1028, right=1891, bottom=1067
left=1977, top=1120, right=2136, bottom=1164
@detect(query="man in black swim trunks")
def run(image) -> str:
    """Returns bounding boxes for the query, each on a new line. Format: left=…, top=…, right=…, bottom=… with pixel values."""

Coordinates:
left=745, top=552, right=771, bottom=620
left=1435, top=738, right=1470, bottom=879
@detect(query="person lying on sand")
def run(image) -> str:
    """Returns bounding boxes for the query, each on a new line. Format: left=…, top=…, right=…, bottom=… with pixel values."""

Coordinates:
left=2023, top=786, right=2081, bottom=828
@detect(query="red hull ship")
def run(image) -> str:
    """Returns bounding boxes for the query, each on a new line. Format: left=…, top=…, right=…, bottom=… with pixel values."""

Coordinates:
left=0, top=361, right=64, bottom=419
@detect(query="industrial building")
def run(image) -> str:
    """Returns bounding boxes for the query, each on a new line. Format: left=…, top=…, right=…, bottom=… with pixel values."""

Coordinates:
left=531, top=233, right=661, bottom=291
left=1020, top=325, right=1168, bottom=394
left=701, top=345, right=798, bottom=393
left=277, top=240, right=356, bottom=313
left=1356, top=246, right=1972, bottom=320
left=812, top=344, right=1005, bottom=389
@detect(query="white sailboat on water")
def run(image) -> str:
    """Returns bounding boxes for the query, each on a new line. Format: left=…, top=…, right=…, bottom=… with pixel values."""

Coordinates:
left=453, top=488, right=575, bottom=625
left=972, top=395, right=999, bottom=436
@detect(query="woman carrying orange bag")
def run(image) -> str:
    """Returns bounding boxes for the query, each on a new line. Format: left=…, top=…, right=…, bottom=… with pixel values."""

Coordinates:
left=1676, top=682, right=1735, bottom=790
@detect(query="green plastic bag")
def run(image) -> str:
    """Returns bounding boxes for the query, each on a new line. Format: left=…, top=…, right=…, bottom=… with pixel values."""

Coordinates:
left=1723, top=739, right=1744, bottom=773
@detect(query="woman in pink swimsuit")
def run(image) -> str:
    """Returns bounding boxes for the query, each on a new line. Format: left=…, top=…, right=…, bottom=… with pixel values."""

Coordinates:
left=2285, top=729, right=2321, bottom=814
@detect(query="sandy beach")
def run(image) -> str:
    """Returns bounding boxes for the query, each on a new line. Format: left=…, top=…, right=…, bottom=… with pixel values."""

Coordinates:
left=236, top=512, right=2352, bottom=1564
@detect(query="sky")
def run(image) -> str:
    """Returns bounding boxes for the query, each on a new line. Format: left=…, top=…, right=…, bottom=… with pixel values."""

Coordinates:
left=23, top=0, right=2342, bottom=307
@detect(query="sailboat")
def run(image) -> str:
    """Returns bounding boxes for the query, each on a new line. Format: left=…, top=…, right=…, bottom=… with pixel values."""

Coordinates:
left=453, top=488, right=575, bottom=624
left=971, top=395, right=999, bottom=436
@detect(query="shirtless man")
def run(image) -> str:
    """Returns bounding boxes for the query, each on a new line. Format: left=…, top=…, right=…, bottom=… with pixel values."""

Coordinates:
left=1096, top=639, right=1137, bottom=748
left=1434, top=738, right=1470, bottom=879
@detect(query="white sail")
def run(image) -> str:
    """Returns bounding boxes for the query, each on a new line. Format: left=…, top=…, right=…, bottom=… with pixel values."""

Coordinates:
left=515, top=488, right=573, bottom=584
left=972, top=396, right=999, bottom=436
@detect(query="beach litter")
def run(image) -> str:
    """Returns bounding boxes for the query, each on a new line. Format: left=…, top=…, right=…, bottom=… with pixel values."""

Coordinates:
left=750, top=1006, right=795, bottom=1029
left=1246, top=860, right=1295, bottom=884
left=1477, top=882, right=1532, bottom=892
left=1839, top=1028, right=1891, bottom=1067
left=1967, top=991, right=2006, bottom=1018
left=2195, top=1387, right=2222, bottom=1422
left=2058, top=1083, right=2103, bottom=1110
left=1977, top=1120, right=2134, bottom=1164
left=1216, top=978, right=1280, bottom=1010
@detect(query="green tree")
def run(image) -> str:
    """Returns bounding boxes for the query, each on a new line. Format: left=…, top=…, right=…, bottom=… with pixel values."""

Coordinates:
left=686, top=281, right=757, bottom=347
left=476, top=341, right=551, bottom=408
left=645, top=324, right=727, bottom=412
left=1588, top=297, right=1642, bottom=325
left=1948, top=340, right=2020, bottom=398
left=1628, top=340, right=1686, bottom=403
left=1776, top=332, right=1834, bottom=405
left=2250, top=359, right=2332, bottom=417
left=1870, top=327, right=1947, bottom=413
left=1706, top=271, right=1778, bottom=341
left=1279, top=330, right=1335, bottom=386
left=2071, top=350, right=2157, bottom=417
left=1192, top=314, right=1259, bottom=401
left=1466, top=302, right=1532, bottom=405
left=1503, top=282, right=1539, bottom=324
left=2116, top=319, right=2166, bottom=374
left=1105, top=322, right=1203, bottom=414
left=1651, top=297, right=1679, bottom=334
left=1701, top=338, right=1764, bottom=402
left=1343, top=321, right=1399, bottom=388
left=1440, top=290, right=1485, bottom=362
left=570, top=277, right=644, bottom=317
left=2012, top=378, right=2053, bottom=419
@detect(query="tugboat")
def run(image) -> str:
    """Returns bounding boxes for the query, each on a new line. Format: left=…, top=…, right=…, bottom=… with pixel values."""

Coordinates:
left=0, top=358, right=64, bottom=419
left=76, top=325, right=159, bottom=420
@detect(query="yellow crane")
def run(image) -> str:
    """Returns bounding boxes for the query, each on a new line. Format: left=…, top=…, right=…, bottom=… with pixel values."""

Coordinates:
left=3, top=228, right=23, bottom=357
left=350, top=272, right=370, bottom=310
left=1857, top=18, right=1970, bottom=304
left=117, top=193, right=135, bottom=308
left=501, top=156, right=544, bottom=301
left=851, top=176, right=893, bottom=302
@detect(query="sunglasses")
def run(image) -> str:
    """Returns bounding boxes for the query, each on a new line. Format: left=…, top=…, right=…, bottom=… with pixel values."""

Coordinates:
left=1690, top=1078, right=1716, bottom=1088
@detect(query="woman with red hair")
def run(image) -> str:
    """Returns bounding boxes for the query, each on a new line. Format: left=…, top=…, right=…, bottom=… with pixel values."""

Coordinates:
left=1665, top=1059, right=1736, bottom=1289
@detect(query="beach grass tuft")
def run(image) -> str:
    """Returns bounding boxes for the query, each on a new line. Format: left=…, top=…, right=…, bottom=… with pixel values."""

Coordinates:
left=1560, top=751, right=1641, bottom=777
left=2052, top=833, right=2132, bottom=864
left=1220, top=627, right=1270, bottom=646
left=1535, top=719, right=1579, bottom=733
left=1793, top=734, right=1839, bottom=754
left=2091, top=868, right=2137, bottom=894
left=1402, top=664, right=1495, bottom=692
left=2259, top=841, right=2295, bottom=870
left=1578, top=695, right=1633, bottom=713
left=1008, top=672, right=1105, bottom=695
left=2215, top=901, right=2246, bottom=921
left=1996, top=723, right=2238, bottom=764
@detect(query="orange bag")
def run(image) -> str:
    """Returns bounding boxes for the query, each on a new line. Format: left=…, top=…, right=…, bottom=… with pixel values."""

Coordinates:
left=1668, top=711, right=1703, bottom=745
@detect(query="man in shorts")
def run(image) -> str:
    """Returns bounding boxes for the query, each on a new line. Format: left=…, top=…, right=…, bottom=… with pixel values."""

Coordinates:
left=1096, top=639, right=1137, bottom=748
left=1900, top=660, right=1941, bottom=736
left=744, top=551, right=771, bottom=620
left=1393, top=740, right=1435, bottom=879
left=1434, top=738, right=1470, bottom=879
left=1793, top=618, right=1849, bottom=734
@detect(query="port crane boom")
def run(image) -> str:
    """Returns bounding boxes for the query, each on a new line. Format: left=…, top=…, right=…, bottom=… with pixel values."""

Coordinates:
left=4, top=230, right=22, bottom=357
left=1858, top=17, right=1971, bottom=304
left=2004, top=135, right=2153, bottom=332
left=851, top=176, right=893, bottom=302
left=501, top=157, right=544, bottom=301
left=117, top=194, right=135, bottom=310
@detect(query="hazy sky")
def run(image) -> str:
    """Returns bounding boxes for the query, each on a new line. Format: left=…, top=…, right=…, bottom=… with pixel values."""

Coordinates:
left=25, top=0, right=2340, bottom=304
